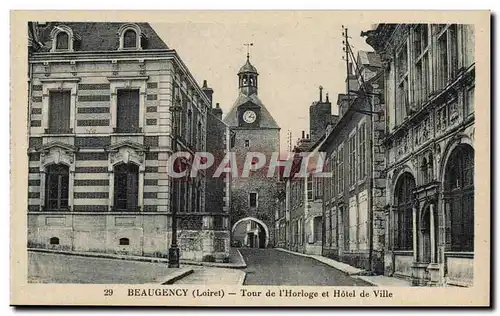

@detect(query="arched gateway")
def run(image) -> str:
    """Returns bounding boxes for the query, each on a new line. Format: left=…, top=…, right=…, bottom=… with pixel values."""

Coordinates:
left=231, top=217, right=269, bottom=248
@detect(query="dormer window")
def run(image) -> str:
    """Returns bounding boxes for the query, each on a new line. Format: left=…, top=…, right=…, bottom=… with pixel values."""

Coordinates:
left=118, top=23, right=143, bottom=50
left=55, top=32, right=69, bottom=50
left=123, top=29, right=137, bottom=49
left=50, top=25, right=75, bottom=52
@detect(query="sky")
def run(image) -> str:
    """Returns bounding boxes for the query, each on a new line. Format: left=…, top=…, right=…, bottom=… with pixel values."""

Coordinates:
left=152, top=13, right=374, bottom=152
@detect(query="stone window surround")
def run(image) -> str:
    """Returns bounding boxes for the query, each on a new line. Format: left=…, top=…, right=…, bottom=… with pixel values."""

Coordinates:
left=37, top=143, right=77, bottom=212
left=107, top=76, right=148, bottom=133
left=39, top=78, right=80, bottom=134
left=50, top=24, right=75, bottom=52
left=107, top=143, right=146, bottom=212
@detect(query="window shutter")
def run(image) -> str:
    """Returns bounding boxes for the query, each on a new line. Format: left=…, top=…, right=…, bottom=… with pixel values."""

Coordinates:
left=117, top=90, right=140, bottom=133
left=49, top=91, right=71, bottom=133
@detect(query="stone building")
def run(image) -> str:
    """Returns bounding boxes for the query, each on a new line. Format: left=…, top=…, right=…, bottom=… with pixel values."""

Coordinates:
left=275, top=88, right=337, bottom=255
left=223, top=55, right=280, bottom=247
left=363, top=24, right=475, bottom=286
left=26, top=22, right=230, bottom=262
left=320, top=51, right=386, bottom=273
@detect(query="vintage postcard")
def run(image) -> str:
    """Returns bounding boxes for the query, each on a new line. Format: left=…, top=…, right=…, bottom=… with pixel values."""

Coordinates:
left=10, top=10, right=490, bottom=306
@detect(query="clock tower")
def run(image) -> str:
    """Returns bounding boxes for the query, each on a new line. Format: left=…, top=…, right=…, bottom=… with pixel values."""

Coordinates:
left=223, top=53, right=280, bottom=248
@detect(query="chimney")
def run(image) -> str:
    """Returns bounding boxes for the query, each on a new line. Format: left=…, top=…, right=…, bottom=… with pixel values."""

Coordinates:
left=326, top=92, right=329, bottom=103
left=306, top=133, right=309, bottom=139
left=201, top=79, right=214, bottom=105
left=319, top=85, right=323, bottom=102
left=211, top=102, right=223, bottom=120
left=301, top=130, right=305, bottom=139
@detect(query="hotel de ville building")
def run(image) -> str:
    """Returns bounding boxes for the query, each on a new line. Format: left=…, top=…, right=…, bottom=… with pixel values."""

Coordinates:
left=26, top=22, right=231, bottom=262
left=363, top=24, right=475, bottom=286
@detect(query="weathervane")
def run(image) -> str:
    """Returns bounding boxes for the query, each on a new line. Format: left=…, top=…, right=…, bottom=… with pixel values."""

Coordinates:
left=244, top=43, right=254, bottom=60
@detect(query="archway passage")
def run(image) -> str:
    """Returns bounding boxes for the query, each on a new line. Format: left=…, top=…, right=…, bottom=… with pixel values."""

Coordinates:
left=231, top=217, right=269, bottom=249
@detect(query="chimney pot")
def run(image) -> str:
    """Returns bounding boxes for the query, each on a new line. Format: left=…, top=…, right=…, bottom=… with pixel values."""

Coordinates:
left=301, top=131, right=305, bottom=139
left=203, top=80, right=208, bottom=88
left=319, top=85, right=323, bottom=102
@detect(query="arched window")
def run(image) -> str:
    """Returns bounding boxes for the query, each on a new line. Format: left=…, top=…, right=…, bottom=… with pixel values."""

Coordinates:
left=55, top=32, right=69, bottom=50
left=393, top=172, right=416, bottom=250
left=119, top=238, right=130, bottom=245
left=114, top=163, right=139, bottom=211
left=49, top=237, right=60, bottom=245
left=123, top=29, right=137, bottom=49
left=444, top=144, right=474, bottom=251
left=421, top=158, right=428, bottom=184
left=45, top=164, right=69, bottom=211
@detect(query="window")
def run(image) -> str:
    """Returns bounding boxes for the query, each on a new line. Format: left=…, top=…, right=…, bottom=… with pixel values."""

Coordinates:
left=338, top=144, right=344, bottom=196
left=116, top=89, right=140, bottom=133
left=448, top=24, right=459, bottom=79
left=186, top=109, right=192, bottom=144
left=444, top=144, right=474, bottom=252
left=465, top=87, right=475, bottom=116
left=348, top=134, right=356, bottom=187
left=244, top=139, right=250, bottom=147
left=197, top=121, right=202, bottom=149
left=49, top=237, right=60, bottom=245
left=393, top=173, right=416, bottom=251
left=55, top=32, right=69, bottom=50
left=331, top=152, right=337, bottom=198
left=314, top=177, right=322, bottom=200
left=114, top=163, right=139, bottom=211
left=249, top=192, right=258, bottom=208
left=123, top=29, right=137, bottom=49
left=358, top=123, right=366, bottom=180
left=463, top=25, right=475, bottom=68
left=307, top=176, right=313, bottom=200
left=45, top=164, right=69, bottom=211
left=437, top=32, right=448, bottom=90
left=396, top=43, right=409, bottom=124
left=48, top=91, right=71, bottom=134
left=119, top=238, right=130, bottom=245
left=413, top=25, right=430, bottom=106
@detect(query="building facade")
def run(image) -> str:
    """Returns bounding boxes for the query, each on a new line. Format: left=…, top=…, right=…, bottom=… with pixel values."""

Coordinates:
left=276, top=88, right=337, bottom=255
left=320, top=51, right=386, bottom=273
left=223, top=55, right=280, bottom=247
left=364, top=24, right=475, bottom=286
left=26, top=22, right=230, bottom=262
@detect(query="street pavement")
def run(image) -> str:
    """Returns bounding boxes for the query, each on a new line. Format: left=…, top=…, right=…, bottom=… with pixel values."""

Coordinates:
left=240, top=248, right=372, bottom=286
left=29, top=252, right=178, bottom=284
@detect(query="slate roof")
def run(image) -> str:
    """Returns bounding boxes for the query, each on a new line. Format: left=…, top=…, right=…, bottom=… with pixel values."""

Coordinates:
left=357, top=50, right=382, bottom=67
left=35, top=22, right=168, bottom=52
left=238, top=58, right=258, bottom=74
left=223, top=92, right=280, bottom=129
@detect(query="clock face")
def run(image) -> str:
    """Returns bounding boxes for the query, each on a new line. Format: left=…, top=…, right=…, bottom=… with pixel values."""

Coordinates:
left=243, top=110, right=257, bottom=124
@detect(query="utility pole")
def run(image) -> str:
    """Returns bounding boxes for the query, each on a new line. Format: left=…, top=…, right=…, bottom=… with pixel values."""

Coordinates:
left=342, top=26, right=350, bottom=103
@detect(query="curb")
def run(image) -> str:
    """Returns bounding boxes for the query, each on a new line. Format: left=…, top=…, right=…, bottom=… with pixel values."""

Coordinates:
left=28, top=248, right=246, bottom=269
left=236, top=271, right=247, bottom=286
left=155, top=268, right=194, bottom=285
left=275, top=248, right=365, bottom=276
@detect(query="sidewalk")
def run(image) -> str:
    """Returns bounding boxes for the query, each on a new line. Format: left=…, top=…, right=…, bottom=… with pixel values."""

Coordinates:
left=276, top=248, right=411, bottom=287
left=173, top=266, right=246, bottom=285
left=29, top=247, right=246, bottom=269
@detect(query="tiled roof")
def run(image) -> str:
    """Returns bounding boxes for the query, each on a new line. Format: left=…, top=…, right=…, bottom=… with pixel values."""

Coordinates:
left=36, top=22, right=168, bottom=52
